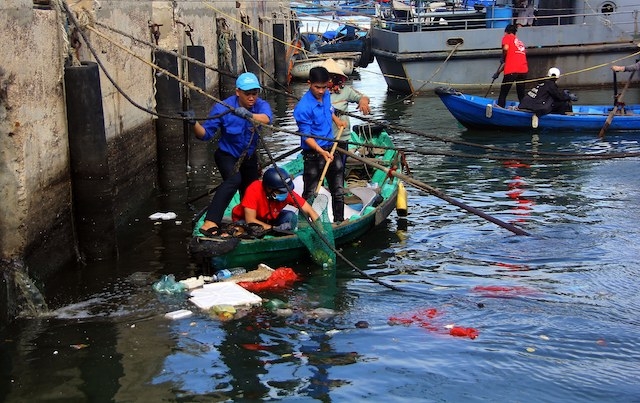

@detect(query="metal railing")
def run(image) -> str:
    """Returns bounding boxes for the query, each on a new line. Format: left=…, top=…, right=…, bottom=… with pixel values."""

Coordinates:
left=375, top=7, right=639, bottom=34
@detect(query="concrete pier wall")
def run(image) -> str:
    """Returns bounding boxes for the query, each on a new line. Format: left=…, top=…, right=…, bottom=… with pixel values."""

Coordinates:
left=0, top=0, right=292, bottom=286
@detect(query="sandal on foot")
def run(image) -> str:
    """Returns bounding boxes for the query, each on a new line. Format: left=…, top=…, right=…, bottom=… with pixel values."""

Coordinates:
left=199, top=226, right=225, bottom=237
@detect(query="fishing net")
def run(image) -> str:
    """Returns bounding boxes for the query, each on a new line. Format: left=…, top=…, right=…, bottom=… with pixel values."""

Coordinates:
left=297, top=194, right=336, bottom=267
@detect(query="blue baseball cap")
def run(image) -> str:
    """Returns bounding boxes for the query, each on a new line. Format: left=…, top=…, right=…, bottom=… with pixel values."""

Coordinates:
left=236, top=72, right=261, bottom=91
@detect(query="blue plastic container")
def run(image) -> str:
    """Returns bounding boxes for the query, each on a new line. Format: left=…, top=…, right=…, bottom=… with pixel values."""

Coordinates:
left=486, top=5, right=512, bottom=28
left=471, top=0, right=494, bottom=8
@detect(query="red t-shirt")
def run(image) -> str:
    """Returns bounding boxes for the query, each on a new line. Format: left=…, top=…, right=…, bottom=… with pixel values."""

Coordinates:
left=231, top=180, right=307, bottom=223
left=502, top=33, right=528, bottom=75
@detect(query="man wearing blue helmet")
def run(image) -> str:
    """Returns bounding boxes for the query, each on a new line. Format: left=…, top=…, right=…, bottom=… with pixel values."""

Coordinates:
left=189, top=72, right=273, bottom=237
left=231, top=167, right=319, bottom=232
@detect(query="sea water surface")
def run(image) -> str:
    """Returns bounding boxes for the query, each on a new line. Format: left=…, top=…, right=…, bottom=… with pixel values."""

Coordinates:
left=1, top=63, right=640, bottom=402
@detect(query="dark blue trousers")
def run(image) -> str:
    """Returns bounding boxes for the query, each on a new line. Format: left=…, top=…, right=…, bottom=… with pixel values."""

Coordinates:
left=205, top=149, right=259, bottom=224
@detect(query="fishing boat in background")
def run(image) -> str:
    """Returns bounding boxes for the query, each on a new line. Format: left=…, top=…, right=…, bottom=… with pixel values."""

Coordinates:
left=288, top=51, right=360, bottom=82
left=294, top=15, right=375, bottom=68
left=435, top=86, right=640, bottom=132
left=189, top=125, right=403, bottom=270
left=371, top=0, right=640, bottom=93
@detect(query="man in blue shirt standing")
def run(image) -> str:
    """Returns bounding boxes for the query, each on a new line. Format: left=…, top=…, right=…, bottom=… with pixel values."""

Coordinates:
left=293, top=66, right=347, bottom=222
left=191, top=72, right=273, bottom=236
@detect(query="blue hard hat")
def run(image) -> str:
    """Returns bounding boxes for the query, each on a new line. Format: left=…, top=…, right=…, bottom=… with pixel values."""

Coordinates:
left=263, top=167, right=292, bottom=192
left=236, top=72, right=261, bottom=91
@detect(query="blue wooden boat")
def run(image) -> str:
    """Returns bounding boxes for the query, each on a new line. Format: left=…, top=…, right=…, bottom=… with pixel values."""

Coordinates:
left=435, top=87, right=640, bottom=132
left=189, top=126, right=401, bottom=270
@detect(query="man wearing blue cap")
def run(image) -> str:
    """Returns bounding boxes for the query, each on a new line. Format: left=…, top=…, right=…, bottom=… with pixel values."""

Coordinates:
left=189, top=72, right=273, bottom=236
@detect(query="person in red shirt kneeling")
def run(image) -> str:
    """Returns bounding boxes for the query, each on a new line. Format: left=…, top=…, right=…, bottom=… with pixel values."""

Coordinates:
left=232, top=167, right=319, bottom=233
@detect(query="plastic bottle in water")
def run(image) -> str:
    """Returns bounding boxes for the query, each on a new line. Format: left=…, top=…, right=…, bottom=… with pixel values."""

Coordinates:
left=215, top=267, right=247, bottom=280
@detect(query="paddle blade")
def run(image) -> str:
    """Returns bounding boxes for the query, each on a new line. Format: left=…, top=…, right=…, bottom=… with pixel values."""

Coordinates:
left=297, top=194, right=336, bottom=267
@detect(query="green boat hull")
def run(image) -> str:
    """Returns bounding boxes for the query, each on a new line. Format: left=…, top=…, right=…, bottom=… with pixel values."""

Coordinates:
left=191, top=126, right=401, bottom=270
left=210, top=189, right=398, bottom=268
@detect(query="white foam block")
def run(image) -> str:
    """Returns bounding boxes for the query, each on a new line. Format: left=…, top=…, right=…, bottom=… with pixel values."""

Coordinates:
left=189, top=282, right=262, bottom=310
left=164, top=309, right=193, bottom=320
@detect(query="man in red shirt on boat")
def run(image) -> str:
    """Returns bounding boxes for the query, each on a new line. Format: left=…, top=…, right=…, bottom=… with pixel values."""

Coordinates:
left=518, top=67, right=577, bottom=116
left=494, top=24, right=529, bottom=108
left=231, top=167, right=319, bottom=233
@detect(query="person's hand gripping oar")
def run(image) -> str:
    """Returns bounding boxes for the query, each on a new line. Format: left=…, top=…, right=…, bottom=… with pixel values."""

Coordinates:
left=314, top=126, right=345, bottom=198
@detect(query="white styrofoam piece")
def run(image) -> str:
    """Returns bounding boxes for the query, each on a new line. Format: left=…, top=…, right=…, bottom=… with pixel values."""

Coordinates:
left=148, top=211, right=177, bottom=220
left=164, top=309, right=193, bottom=320
left=179, top=276, right=205, bottom=289
left=189, top=282, right=262, bottom=310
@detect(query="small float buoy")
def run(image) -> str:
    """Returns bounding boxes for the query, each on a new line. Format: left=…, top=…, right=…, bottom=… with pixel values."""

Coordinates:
left=396, top=182, right=408, bottom=217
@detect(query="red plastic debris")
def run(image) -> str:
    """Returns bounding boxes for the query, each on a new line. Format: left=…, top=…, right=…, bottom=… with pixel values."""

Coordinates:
left=241, top=343, right=270, bottom=351
left=472, top=285, right=536, bottom=296
left=449, top=327, right=479, bottom=339
left=388, top=316, right=414, bottom=326
left=503, top=160, right=530, bottom=168
left=237, top=267, right=300, bottom=293
left=388, top=308, right=478, bottom=339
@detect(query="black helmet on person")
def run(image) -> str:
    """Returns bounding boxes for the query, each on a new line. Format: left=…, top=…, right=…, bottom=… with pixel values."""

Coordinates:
left=263, top=167, right=293, bottom=192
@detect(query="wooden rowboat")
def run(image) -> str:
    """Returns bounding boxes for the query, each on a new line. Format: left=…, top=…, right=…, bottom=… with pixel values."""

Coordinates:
left=288, top=52, right=360, bottom=82
left=189, top=125, right=401, bottom=270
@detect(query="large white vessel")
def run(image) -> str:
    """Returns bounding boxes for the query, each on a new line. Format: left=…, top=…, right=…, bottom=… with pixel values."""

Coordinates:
left=371, top=0, right=639, bottom=93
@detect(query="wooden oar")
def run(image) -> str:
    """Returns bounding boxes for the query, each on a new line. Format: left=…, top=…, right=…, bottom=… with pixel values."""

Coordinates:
left=484, top=78, right=496, bottom=98
left=599, top=70, right=636, bottom=139
left=338, top=147, right=531, bottom=236
left=314, top=127, right=344, bottom=196
left=612, top=70, right=618, bottom=108
left=485, top=62, right=504, bottom=97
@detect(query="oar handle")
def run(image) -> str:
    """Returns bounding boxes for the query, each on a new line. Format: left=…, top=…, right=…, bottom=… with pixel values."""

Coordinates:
left=314, top=126, right=344, bottom=195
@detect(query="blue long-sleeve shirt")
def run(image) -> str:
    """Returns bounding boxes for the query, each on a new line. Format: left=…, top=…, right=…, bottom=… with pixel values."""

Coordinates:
left=200, top=95, right=273, bottom=157
left=293, top=90, right=335, bottom=150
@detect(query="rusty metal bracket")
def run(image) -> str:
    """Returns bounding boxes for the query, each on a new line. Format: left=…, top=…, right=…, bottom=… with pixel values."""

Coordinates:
left=148, top=21, right=163, bottom=45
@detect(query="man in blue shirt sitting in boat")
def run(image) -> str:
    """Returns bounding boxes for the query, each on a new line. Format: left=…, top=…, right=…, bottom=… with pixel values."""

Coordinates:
left=518, top=67, right=577, bottom=116
left=293, top=66, right=347, bottom=223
